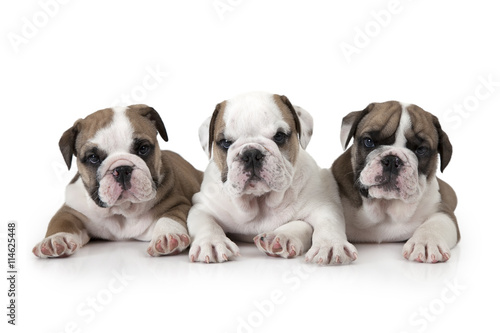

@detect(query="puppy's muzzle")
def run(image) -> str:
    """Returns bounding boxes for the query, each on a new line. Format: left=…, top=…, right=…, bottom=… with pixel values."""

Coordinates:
left=381, top=155, right=404, bottom=175
left=241, top=149, right=265, bottom=178
left=112, top=165, right=133, bottom=190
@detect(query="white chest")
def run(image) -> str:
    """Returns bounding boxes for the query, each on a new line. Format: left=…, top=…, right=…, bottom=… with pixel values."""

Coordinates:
left=344, top=178, right=441, bottom=243
left=65, top=178, right=156, bottom=241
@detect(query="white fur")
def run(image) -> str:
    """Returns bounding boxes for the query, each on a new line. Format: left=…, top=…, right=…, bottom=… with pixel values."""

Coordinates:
left=344, top=177, right=439, bottom=243
left=394, top=105, right=411, bottom=147
left=65, top=177, right=157, bottom=241
left=188, top=92, right=357, bottom=264
left=92, top=107, right=134, bottom=154
left=198, top=97, right=314, bottom=158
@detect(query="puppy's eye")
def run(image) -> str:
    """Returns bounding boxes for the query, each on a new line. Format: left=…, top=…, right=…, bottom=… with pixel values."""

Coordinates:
left=218, top=139, right=233, bottom=150
left=273, top=132, right=288, bottom=145
left=415, top=146, right=429, bottom=156
left=363, top=138, right=375, bottom=148
left=138, top=144, right=151, bottom=156
left=86, top=154, right=101, bottom=165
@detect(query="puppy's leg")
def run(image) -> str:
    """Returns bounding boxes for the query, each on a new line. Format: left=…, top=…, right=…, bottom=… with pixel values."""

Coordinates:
left=402, top=212, right=458, bottom=263
left=33, top=205, right=90, bottom=258
left=147, top=213, right=191, bottom=257
left=187, top=207, right=240, bottom=263
left=305, top=207, right=358, bottom=265
left=254, top=221, right=313, bottom=259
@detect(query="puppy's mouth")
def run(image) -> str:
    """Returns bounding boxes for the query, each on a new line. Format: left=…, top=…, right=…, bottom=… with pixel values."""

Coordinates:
left=97, top=166, right=156, bottom=207
left=245, top=174, right=263, bottom=189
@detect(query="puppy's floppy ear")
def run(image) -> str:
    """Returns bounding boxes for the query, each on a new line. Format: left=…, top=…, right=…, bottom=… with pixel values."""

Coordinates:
left=59, top=120, right=81, bottom=170
left=432, top=115, right=453, bottom=172
left=277, top=95, right=302, bottom=139
left=292, top=105, right=314, bottom=149
left=198, top=115, right=212, bottom=158
left=131, top=104, right=169, bottom=142
left=208, top=102, right=224, bottom=159
left=340, top=103, right=375, bottom=150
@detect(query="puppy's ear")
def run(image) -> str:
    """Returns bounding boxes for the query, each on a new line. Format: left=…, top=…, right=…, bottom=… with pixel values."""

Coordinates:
left=292, top=105, right=314, bottom=149
left=208, top=102, right=225, bottom=159
left=198, top=115, right=212, bottom=158
left=340, top=103, right=375, bottom=150
left=59, top=120, right=81, bottom=170
left=432, top=115, right=453, bottom=172
left=277, top=95, right=302, bottom=139
left=131, top=104, right=168, bottom=142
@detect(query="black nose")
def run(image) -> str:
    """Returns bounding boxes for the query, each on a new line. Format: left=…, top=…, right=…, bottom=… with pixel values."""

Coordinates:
left=112, top=166, right=133, bottom=190
left=241, top=149, right=264, bottom=171
left=381, top=155, right=403, bottom=173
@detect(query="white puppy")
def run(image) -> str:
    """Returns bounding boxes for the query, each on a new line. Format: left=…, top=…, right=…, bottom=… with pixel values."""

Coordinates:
left=187, top=92, right=357, bottom=264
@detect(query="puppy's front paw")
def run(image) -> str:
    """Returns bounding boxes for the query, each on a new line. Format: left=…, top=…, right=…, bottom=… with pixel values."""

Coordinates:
left=305, top=239, right=358, bottom=265
left=189, top=236, right=240, bottom=263
left=403, top=235, right=451, bottom=263
left=253, top=232, right=304, bottom=259
left=33, top=233, right=81, bottom=258
left=147, top=233, right=190, bottom=257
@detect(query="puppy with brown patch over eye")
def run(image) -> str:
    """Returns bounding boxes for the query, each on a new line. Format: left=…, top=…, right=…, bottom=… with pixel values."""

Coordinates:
left=188, top=92, right=357, bottom=264
left=332, top=101, right=460, bottom=263
left=33, top=105, right=203, bottom=258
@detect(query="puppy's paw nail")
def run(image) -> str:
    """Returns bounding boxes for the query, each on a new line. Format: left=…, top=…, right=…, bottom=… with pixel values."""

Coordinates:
left=180, top=234, right=190, bottom=246
left=168, top=235, right=179, bottom=251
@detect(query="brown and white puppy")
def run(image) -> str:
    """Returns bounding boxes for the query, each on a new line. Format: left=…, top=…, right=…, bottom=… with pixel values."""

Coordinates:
left=188, top=92, right=357, bottom=264
left=33, top=105, right=203, bottom=258
left=332, top=101, right=460, bottom=263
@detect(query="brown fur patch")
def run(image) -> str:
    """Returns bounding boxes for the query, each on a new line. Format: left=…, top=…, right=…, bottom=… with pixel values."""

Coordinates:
left=355, top=101, right=402, bottom=142
left=332, top=147, right=362, bottom=208
left=148, top=151, right=203, bottom=228
left=46, top=205, right=89, bottom=237
left=273, top=95, right=301, bottom=165
left=209, top=101, right=229, bottom=181
left=406, top=105, right=452, bottom=173
left=437, top=178, right=460, bottom=241
left=126, top=105, right=168, bottom=182
left=126, top=104, right=168, bottom=142
left=59, top=108, right=114, bottom=170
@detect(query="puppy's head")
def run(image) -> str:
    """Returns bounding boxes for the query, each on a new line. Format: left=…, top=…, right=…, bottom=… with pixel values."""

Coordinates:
left=200, top=92, right=313, bottom=197
left=59, top=105, right=168, bottom=208
left=340, top=101, right=452, bottom=203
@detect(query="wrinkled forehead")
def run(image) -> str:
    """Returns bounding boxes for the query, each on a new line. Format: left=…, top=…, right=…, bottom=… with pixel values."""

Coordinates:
left=75, top=107, right=116, bottom=152
left=357, top=101, right=402, bottom=139
left=222, top=93, right=291, bottom=139
left=77, top=106, right=157, bottom=154
left=406, top=104, right=439, bottom=146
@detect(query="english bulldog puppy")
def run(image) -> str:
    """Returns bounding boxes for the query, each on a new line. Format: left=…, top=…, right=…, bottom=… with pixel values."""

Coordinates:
left=33, top=105, right=203, bottom=258
left=187, top=92, right=357, bottom=264
left=332, top=101, right=460, bottom=263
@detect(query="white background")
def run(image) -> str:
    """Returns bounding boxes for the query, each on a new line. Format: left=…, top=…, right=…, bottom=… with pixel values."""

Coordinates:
left=1, top=0, right=499, bottom=332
